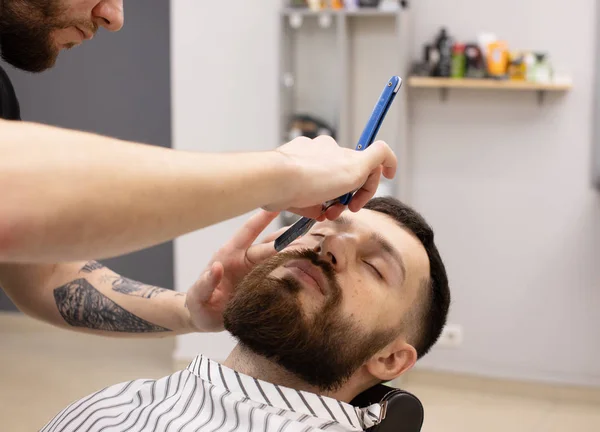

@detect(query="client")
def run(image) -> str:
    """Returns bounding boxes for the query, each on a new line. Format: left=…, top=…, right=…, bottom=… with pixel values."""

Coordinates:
left=41, top=197, right=450, bottom=432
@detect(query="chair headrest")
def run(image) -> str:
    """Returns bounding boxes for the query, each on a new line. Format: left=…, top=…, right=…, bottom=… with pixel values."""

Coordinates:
left=350, top=383, right=424, bottom=432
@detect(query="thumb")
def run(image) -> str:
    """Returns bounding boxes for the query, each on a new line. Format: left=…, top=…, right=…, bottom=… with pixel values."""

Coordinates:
left=363, top=140, right=397, bottom=179
left=209, top=262, right=224, bottom=288
left=194, top=262, right=224, bottom=303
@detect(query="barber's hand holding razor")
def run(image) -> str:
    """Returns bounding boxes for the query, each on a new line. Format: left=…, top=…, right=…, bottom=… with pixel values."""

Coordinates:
left=185, top=211, right=288, bottom=332
left=267, top=136, right=397, bottom=221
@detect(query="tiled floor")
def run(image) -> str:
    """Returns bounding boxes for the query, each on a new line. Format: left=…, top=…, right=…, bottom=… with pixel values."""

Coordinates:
left=1, top=312, right=599, bottom=432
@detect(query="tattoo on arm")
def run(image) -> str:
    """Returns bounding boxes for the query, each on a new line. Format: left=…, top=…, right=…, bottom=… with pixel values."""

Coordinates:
left=110, top=276, right=168, bottom=299
left=80, top=261, right=105, bottom=273
left=53, top=279, right=170, bottom=333
left=104, top=275, right=185, bottom=299
left=80, top=260, right=185, bottom=300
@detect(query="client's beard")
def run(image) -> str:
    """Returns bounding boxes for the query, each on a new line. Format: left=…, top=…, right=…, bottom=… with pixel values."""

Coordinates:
left=223, top=249, right=397, bottom=391
left=1, top=0, right=71, bottom=72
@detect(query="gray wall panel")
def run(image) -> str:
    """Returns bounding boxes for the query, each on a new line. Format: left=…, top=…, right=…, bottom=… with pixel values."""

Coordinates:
left=0, top=0, right=173, bottom=311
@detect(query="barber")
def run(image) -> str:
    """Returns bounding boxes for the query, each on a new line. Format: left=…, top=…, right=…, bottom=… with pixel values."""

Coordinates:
left=0, top=1, right=397, bottom=336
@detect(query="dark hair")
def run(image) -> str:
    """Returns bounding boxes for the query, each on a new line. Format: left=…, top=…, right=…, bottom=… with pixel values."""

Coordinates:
left=364, top=196, right=450, bottom=359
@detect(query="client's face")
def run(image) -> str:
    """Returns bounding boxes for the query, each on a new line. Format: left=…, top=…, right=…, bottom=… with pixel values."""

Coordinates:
left=224, top=209, right=429, bottom=391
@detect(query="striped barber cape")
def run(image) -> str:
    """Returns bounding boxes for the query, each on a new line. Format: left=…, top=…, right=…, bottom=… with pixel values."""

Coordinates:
left=41, top=355, right=384, bottom=432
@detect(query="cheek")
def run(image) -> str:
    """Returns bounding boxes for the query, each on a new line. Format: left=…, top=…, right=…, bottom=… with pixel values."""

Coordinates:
left=338, top=275, right=375, bottom=324
left=338, top=274, right=399, bottom=329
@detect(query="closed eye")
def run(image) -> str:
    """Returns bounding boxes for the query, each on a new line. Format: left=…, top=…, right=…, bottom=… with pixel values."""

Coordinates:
left=364, top=261, right=383, bottom=279
left=311, top=233, right=325, bottom=238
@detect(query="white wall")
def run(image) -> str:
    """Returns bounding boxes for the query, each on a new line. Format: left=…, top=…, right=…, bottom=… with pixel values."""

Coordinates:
left=172, top=0, right=600, bottom=388
left=409, top=0, right=600, bottom=387
left=171, top=0, right=281, bottom=361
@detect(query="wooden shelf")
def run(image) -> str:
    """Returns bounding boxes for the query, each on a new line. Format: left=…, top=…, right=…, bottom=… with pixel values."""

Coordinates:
left=281, top=7, right=400, bottom=17
left=408, top=76, right=573, bottom=91
left=407, top=76, right=572, bottom=104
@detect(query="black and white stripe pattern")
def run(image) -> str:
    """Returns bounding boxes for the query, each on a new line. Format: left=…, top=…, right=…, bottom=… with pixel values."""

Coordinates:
left=40, top=355, right=382, bottom=432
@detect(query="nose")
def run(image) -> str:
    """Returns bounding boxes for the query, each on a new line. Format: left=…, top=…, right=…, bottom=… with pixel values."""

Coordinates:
left=314, top=234, right=352, bottom=272
left=92, top=0, right=124, bottom=32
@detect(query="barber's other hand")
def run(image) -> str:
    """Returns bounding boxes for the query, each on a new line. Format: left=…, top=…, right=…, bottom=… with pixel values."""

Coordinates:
left=185, top=210, right=287, bottom=332
left=265, top=136, right=397, bottom=220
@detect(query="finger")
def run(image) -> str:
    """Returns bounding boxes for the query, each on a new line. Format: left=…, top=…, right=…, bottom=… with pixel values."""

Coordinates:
left=348, top=165, right=382, bottom=212
left=324, top=203, right=346, bottom=220
left=232, top=210, right=280, bottom=249
left=364, top=141, right=397, bottom=179
left=285, top=205, right=324, bottom=219
left=246, top=241, right=279, bottom=264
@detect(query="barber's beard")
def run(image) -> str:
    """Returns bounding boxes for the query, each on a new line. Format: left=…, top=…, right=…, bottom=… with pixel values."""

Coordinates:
left=223, top=249, right=397, bottom=392
left=0, top=0, right=87, bottom=72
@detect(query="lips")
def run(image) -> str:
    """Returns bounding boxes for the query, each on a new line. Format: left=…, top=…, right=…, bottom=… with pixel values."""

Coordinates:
left=284, top=260, right=328, bottom=295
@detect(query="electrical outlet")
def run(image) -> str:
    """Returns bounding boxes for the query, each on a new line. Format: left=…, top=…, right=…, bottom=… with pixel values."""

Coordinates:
left=437, top=324, right=463, bottom=348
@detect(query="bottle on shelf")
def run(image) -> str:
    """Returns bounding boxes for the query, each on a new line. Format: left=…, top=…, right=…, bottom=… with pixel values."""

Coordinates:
left=451, top=43, right=466, bottom=79
left=507, top=52, right=526, bottom=81
left=524, top=52, right=537, bottom=82
left=434, top=28, right=453, bottom=77
left=486, top=40, right=509, bottom=79
left=532, top=53, right=553, bottom=83
left=464, top=44, right=485, bottom=78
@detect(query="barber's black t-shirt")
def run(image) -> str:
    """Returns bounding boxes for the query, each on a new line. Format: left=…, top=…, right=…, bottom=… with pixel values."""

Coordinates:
left=0, top=64, right=21, bottom=120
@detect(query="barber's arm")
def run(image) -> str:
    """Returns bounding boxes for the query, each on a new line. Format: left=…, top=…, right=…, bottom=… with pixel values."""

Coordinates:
left=0, top=119, right=396, bottom=263
left=0, top=261, right=192, bottom=336
left=0, top=211, right=282, bottom=337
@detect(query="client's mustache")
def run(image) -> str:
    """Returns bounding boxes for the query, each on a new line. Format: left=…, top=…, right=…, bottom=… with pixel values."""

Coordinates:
left=292, top=249, right=335, bottom=276
left=276, top=249, right=339, bottom=294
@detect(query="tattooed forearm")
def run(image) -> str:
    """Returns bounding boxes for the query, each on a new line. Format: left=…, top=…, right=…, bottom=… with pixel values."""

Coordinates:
left=80, top=261, right=105, bottom=273
left=53, top=279, right=170, bottom=333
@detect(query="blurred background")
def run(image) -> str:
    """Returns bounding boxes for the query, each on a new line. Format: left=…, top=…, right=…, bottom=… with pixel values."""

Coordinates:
left=1, top=0, right=600, bottom=431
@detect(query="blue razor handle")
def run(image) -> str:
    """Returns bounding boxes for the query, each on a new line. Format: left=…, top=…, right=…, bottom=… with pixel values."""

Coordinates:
left=336, top=75, right=402, bottom=206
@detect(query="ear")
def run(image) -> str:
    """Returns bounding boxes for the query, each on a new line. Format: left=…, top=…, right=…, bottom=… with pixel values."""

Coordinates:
left=364, top=338, right=417, bottom=382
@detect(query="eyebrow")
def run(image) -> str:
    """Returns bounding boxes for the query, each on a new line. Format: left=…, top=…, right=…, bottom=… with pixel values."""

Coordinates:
left=332, top=216, right=406, bottom=282
left=332, top=216, right=352, bottom=226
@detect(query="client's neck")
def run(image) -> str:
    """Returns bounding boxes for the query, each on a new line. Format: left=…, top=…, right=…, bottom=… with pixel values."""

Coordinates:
left=223, top=345, right=357, bottom=402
